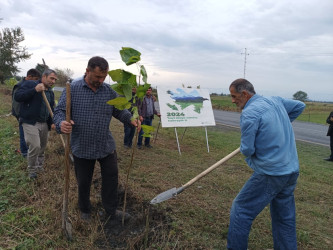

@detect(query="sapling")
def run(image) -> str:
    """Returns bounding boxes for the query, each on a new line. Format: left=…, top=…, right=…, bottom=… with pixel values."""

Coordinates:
left=107, top=47, right=156, bottom=224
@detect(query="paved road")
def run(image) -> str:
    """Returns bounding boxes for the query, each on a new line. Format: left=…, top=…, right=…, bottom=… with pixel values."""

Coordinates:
left=213, top=110, right=329, bottom=147
left=54, top=93, right=328, bottom=148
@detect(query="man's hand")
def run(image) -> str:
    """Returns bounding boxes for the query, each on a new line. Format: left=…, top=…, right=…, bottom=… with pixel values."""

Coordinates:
left=51, top=124, right=56, bottom=130
left=131, top=119, right=141, bottom=132
left=35, top=83, right=47, bottom=92
left=60, top=120, right=74, bottom=134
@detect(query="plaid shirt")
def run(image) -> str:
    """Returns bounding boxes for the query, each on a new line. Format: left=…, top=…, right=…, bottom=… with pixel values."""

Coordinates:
left=53, top=76, right=132, bottom=159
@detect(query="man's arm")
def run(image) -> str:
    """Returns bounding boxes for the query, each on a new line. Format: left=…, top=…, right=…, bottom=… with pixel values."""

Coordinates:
left=240, top=114, right=259, bottom=157
left=14, top=80, right=37, bottom=102
left=282, top=98, right=306, bottom=122
left=327, top=112, right=333, bottom=125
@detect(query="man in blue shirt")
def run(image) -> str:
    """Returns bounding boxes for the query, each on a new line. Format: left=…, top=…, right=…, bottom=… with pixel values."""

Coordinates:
left=227, top=78, right=305, bottom=249
left=54, top=56, right=140, bottom=223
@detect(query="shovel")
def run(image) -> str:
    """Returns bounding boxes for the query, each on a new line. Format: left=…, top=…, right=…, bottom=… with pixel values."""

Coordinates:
left=42, top=88, right=74, bottom=163
left=62, top=82, right=72, bottom=240
left=150, top=147, right=240, bottom=204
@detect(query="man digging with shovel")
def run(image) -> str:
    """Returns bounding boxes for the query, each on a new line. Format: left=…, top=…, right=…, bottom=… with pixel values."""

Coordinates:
left=227, top=79, right=305, bottom=249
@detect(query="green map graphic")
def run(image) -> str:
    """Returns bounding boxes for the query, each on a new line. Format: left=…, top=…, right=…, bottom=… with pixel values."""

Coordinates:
left=166, top=88, right=208, bottom=114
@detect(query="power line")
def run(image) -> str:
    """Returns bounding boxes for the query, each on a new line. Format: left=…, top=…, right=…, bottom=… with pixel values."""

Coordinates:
left=241, top=48, right=250, bottom=78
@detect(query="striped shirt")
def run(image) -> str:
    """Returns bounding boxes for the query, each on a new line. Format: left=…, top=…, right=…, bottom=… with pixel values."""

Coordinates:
left=53, top=76, right=132, bottom=159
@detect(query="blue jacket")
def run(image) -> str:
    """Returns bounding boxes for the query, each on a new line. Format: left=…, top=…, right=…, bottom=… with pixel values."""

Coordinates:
left=14, top=80, right=54, bottom=130
left=240, top=95, right=305, bottom=176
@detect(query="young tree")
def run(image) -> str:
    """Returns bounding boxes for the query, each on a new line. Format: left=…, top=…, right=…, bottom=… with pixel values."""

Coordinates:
left=0, top=27, right=31, bottom=84
left=293, top=91, right=308, bottom=102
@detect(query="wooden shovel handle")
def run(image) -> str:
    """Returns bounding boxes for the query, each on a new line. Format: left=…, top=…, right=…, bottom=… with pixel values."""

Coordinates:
left=182, top=147, right=241, bottom=189
left=42, top=90, right=67, bottom=149
left=62, top=82, right=71, bottom=230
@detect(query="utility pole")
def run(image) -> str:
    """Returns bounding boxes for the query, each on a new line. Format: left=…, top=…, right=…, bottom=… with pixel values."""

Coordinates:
left=241, top=48, right=249, bottom=78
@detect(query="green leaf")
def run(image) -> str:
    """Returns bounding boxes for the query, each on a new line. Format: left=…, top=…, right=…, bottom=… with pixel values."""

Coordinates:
left=122, top=83, right=133, bottom=101
left=131, top=107, right=139, bottom=120
left=141, top=125, right=154, bottom=138
left=106, top=97, right=131, bottom=110
left=120, top=47, right=141, bottom=66
left=111, top=83, right=124, bottom=95
left=140, top=65, right=148, bottom=83
left=108, top=69, right=137, bottom=86
left=137, top=83, right=151, bottom=100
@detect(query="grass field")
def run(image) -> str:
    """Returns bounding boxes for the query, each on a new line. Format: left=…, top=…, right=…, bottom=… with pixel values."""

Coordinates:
left=1, top=85, right=332, bottom=249
left=211, top=95, right=333, bottom=125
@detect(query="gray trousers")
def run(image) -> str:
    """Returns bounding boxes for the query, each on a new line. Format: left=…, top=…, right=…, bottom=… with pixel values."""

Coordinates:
left=22, top=122, right=49, bottom=174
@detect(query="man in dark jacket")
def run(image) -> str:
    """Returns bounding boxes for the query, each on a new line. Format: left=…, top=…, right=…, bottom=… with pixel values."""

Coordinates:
left=14, top=69, right=57, bottom=179
left=12, top=69, right=41, bottom=157
left=325, top=111, right=333, bottom=161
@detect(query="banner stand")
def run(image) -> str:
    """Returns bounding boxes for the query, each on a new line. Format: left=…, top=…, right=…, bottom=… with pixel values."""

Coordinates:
left=174, top=127, right=210, bottom=154
left=175, top=128, right=181, bottom=155
left=205, top=126, right=210, bottom=153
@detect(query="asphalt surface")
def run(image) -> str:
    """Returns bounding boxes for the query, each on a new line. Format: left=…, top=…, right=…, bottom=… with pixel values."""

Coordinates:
left=213, top=110, right=329, bottom=147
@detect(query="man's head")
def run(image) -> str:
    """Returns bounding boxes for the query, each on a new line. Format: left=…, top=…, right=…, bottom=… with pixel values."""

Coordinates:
left=229, top=78, right=256, bottom=109
left=26, top=69, right=41, bottom=81
left=42, top=69, right=57, bottom=88
left=146, top=87, right=152, bottom=96
left=85, top=56, right=109, bottom=89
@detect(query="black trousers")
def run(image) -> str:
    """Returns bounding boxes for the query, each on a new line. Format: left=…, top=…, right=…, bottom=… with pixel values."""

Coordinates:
left=73, top=151, right=118, bottom=215
left=330, top=135, right=333, bottom=158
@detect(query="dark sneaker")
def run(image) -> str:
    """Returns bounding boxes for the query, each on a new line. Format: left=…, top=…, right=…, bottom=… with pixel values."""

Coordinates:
left=124, top=145, right=131, bottom=149
left=324, top=158, right=333, bottom=162
left=29, top=173, right=37, bottom=180
left=137, top=145, right=142, bottom=150
left=145, top=144, right=153, bottom=149
left=80, top=212, right=91, bottom=222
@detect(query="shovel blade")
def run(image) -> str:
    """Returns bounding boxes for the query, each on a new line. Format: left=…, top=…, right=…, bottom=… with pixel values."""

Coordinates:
left=150, top=187, right=185, bottom=204
left=150, top=187, right=177, bottom=204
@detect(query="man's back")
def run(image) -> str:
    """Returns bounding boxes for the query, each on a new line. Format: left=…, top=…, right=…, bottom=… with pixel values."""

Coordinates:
left=240, top=95, right=305, bottom=175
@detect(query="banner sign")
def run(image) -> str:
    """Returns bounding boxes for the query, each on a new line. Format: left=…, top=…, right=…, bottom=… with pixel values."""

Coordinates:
left=157, top=87, right=216, bottom=128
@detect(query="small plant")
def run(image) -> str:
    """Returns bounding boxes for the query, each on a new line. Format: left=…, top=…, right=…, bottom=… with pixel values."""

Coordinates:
left=107, top=47, right=153, bottom=137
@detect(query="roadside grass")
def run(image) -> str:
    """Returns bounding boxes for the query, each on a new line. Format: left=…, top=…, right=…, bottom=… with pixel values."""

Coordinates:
left=211, top=95, right=333, bottom=125
left=1, top=85, right=332, bottom=249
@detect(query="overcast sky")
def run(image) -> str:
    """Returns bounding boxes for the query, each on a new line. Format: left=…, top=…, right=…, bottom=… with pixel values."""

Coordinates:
left=1, top=0, right=332, bottom=101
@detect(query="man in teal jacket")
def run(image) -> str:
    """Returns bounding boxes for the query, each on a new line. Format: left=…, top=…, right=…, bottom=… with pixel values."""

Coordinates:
left=227, top=78, right=305, bottom=250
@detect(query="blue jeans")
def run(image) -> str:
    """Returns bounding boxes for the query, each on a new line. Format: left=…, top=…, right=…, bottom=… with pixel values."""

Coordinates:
left=227, top=171, right=299, bottom=250
left=137, top=116, right=153, bottom=146
left=123, top=123, right=136, bottom=147
left=19, top=123, right=28, bottom=157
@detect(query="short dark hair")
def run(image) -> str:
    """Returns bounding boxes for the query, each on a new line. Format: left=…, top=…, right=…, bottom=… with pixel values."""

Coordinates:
left=27, top=69, right=41, bottom=78
left=229, top=78, right=256, bottom=95
left=42, top=68, right=57, bottom=77
left=87, top=56, right=109, bottom=72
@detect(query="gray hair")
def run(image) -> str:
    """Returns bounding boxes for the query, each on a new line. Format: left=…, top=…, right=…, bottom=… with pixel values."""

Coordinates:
left=42, top=68, right=57, bottom=77
left=229, top=78, right=256, bottom=95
